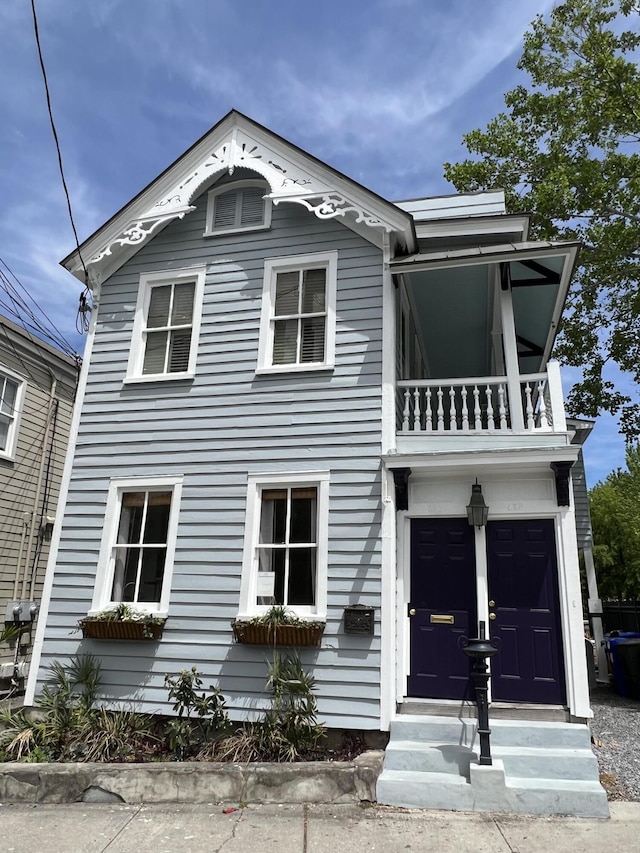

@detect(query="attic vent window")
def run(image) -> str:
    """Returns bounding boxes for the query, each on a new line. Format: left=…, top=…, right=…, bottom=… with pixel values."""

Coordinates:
left=205, top=180, right=271, bottom=236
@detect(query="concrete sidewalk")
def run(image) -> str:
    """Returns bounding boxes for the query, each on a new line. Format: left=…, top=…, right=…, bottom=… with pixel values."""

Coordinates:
left=0, top=801, right=637, bottom=853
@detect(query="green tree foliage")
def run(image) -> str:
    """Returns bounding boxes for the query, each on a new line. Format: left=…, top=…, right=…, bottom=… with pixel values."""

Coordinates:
left=444, top=0, right=640, bottom=438
left=589, top=445, right=640, bottom=597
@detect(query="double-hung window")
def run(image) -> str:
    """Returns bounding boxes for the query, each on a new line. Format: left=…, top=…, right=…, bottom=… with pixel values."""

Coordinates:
left=0, top=366, right=25, bottom=461
left=204, top=180, right=271, bottom=236
left=91, top=476, right=182, bottom=615
left=258, top=252, right=337, bottom=372
left=126, top=267, right=205, bottom=382
left=239, top=472, right=329, bottom=618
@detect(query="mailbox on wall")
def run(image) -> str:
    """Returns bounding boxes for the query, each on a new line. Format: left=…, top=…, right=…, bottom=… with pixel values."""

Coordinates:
left=343, top=604, right=375, bottom=635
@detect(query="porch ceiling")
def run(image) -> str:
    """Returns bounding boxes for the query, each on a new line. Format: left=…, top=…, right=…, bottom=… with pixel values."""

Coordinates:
left=400, top=245, right=577, bottom=379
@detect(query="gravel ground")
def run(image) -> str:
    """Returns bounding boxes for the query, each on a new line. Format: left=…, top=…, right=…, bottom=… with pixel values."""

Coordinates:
left=590, top=683, right=640, bottom=801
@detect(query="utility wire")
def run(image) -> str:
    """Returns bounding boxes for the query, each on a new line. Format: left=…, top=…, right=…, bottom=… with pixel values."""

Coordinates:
left=0, top=257, right=76, bottom=355
left=30, top=0, right=92, bottom=334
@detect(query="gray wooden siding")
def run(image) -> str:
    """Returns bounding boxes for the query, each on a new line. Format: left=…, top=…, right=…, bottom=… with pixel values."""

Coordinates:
left=0, top=335, right=76, bottom=668
left=36, top=197, right=385, bottom=729
left=572, top=450, right=593, bottom=550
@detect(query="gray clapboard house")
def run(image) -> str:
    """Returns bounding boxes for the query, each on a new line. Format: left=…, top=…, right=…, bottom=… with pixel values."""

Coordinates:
left=1, top=313, right=77, bottom=687
left=27, top=111, right=607, bottom=816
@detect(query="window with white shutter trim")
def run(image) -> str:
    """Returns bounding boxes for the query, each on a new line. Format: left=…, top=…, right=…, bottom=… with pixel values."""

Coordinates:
left=238, top=472, right=329, bottom=619
left=258, top=252, right=337, bottom=373
left=205, top=180, right=271, bottom=235
left=126, top=267, right=206, bottom=382
left=0, top=366, right=25, bottom=460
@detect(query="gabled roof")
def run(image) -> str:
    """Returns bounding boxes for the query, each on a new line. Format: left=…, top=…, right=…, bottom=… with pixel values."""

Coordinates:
left=63, top=110, right=415, bottom=285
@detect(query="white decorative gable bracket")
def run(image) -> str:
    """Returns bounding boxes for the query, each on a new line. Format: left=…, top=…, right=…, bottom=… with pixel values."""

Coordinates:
left=83, top=124, right=401, bottom=278
left=275, top=193, right=392, bottom=231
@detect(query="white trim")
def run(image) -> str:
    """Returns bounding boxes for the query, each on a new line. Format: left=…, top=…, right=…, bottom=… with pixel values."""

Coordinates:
left=0, top=363, right=26, bottom=461
left=238, top=470, right=329, bottom=620
left=257, top=251, right=337, bottom=372
left=380, top=467, right=396, bottom=730
left=25, top=279, right=101, bottom=706
left=125, top=266, right=206, bottom=382
left=90, top=474, right=184, bottom=616
left=204, top=179, right=272, bottom=237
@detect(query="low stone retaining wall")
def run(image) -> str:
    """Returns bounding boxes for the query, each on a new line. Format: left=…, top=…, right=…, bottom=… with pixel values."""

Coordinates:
left=0, top=751, right=384, bottom=805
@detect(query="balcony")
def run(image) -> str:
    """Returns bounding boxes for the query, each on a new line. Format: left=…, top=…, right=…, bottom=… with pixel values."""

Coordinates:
left=395, top=362, right=568, bottom=453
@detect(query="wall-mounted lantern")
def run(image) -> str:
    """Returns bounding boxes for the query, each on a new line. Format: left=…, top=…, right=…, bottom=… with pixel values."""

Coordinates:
left=466, top=480, right=489, bottom=528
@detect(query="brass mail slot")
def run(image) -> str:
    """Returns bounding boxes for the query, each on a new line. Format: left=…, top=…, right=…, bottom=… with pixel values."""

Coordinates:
left=430, top=614, right=455, bottom=625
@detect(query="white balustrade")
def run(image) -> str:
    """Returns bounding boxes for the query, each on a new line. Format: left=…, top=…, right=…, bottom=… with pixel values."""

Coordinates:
left=398, top=371, right=560, bottom=434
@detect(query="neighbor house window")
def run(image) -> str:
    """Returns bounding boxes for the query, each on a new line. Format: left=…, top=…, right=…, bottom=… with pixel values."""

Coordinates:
left=257, top=252, right=337, bottom=372
left=126, top=267, right=206, bottom=382
left=91, top=476, right=182, bottom=615
left=239, top=472, right=329, bottom=618
left=0, top=366, right=25, bottom=461
left=204, top=180, right=271, bottom=236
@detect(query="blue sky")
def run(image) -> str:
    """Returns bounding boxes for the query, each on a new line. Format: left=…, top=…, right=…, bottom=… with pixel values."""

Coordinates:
left=0, top=0, right=630, bottom=485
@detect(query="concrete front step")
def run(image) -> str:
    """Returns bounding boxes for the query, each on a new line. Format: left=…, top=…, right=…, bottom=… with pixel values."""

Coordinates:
left=384, top=739, right=599, bottom=782
left=377, top=714, right=609, bottom=817
left=376, top=766, right=610, bottom=817
left=390, top=714, right=592, bottom=750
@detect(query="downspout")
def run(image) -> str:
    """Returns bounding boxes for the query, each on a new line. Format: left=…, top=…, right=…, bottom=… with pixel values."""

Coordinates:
left=29, top=397, right=59, bottom=600
left=380, top=231, right=397, bottom=730
left=12, top=513, right=30, bottom=600
left=20, top=375, right=57, bottom=600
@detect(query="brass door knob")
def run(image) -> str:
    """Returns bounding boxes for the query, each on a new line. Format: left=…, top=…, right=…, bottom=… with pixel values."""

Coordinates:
left=409, top=608, right=416, bottom=616
left=489, top=600, right=495, bottom=607
left=489, top=612, right=497, bottom=621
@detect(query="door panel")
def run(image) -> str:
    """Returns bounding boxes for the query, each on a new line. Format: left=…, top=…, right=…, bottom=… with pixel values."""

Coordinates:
left=487, top=519, right=566, bottom=704
left=408, top=518, right=476, bottom=699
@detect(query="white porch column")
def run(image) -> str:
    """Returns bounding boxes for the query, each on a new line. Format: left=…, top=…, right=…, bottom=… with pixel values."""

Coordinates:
left=584, top=545, right=608, bottom=682
left=498, top=267, right=525, bottom=431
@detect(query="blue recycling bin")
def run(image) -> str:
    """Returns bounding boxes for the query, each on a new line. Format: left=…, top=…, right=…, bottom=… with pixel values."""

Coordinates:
left=605, top=632, right=640, bottom=697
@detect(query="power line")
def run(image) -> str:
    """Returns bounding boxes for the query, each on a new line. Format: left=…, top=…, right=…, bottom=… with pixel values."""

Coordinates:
left=29, top=0, right=92, bottom=334
left=0, top=269, right=77, bottom=357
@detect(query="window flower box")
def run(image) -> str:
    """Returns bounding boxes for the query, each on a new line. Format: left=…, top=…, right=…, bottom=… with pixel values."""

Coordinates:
left=78, top=605, right=166, bottom=641
left=231, top=607, right=325, bottom=647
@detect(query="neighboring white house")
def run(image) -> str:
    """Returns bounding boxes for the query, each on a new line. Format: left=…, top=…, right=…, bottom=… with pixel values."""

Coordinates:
left=26, top=111, right=607, bottom=816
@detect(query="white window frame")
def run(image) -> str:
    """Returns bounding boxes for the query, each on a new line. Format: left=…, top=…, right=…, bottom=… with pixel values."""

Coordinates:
left=238, top=471, right=329, bottom=620
left=90, top=475, right=183, bottom=616
left=0, top=364, right=26, bottom=462
left=204, top=179, right=272, bottom=237
left=125, top=266, right=206, bottom=383
left=257, top=251, right=338, bottom=374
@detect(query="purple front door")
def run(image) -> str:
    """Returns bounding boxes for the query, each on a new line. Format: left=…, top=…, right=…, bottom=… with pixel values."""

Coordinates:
left=408, top=518, right=477, bottom=700
left=487, top=519, right=566, bottom=705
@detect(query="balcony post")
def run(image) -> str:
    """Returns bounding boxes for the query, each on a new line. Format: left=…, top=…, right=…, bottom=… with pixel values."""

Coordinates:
left=546, top=360, right=567, bottom=432
left=498, top=266, right=525, bottom=431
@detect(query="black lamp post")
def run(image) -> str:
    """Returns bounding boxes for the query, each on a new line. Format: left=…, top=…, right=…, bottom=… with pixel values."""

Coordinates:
left=461, top=621, right=499, bottom=766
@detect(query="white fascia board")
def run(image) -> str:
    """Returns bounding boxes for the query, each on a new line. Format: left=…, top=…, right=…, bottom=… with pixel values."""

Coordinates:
left=383, top=444, right=581, bottom=473
left=63, top=112, right=414, bottom=283
left=414, top=213, right=530, bottom=242
left=390, top=240, right=581, bottom=274
left=542, top=243, right=581, bottom=363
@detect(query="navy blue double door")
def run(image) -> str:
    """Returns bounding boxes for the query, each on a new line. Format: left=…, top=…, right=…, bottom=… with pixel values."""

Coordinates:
left=408, top=517, right=566, bottom=705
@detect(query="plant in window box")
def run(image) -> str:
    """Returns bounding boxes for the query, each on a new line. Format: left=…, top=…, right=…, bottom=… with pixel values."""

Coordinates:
left=231, top=606, right=325, bottom=647
left=78, top=604, right=166, bottom=641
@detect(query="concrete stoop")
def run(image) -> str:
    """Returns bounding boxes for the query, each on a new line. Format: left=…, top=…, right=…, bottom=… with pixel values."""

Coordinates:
left=376, top=715, right=609, bottom=818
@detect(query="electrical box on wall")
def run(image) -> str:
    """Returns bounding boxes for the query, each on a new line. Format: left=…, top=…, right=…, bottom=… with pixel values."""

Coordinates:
left=4, top=600, right=38, bottom=625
